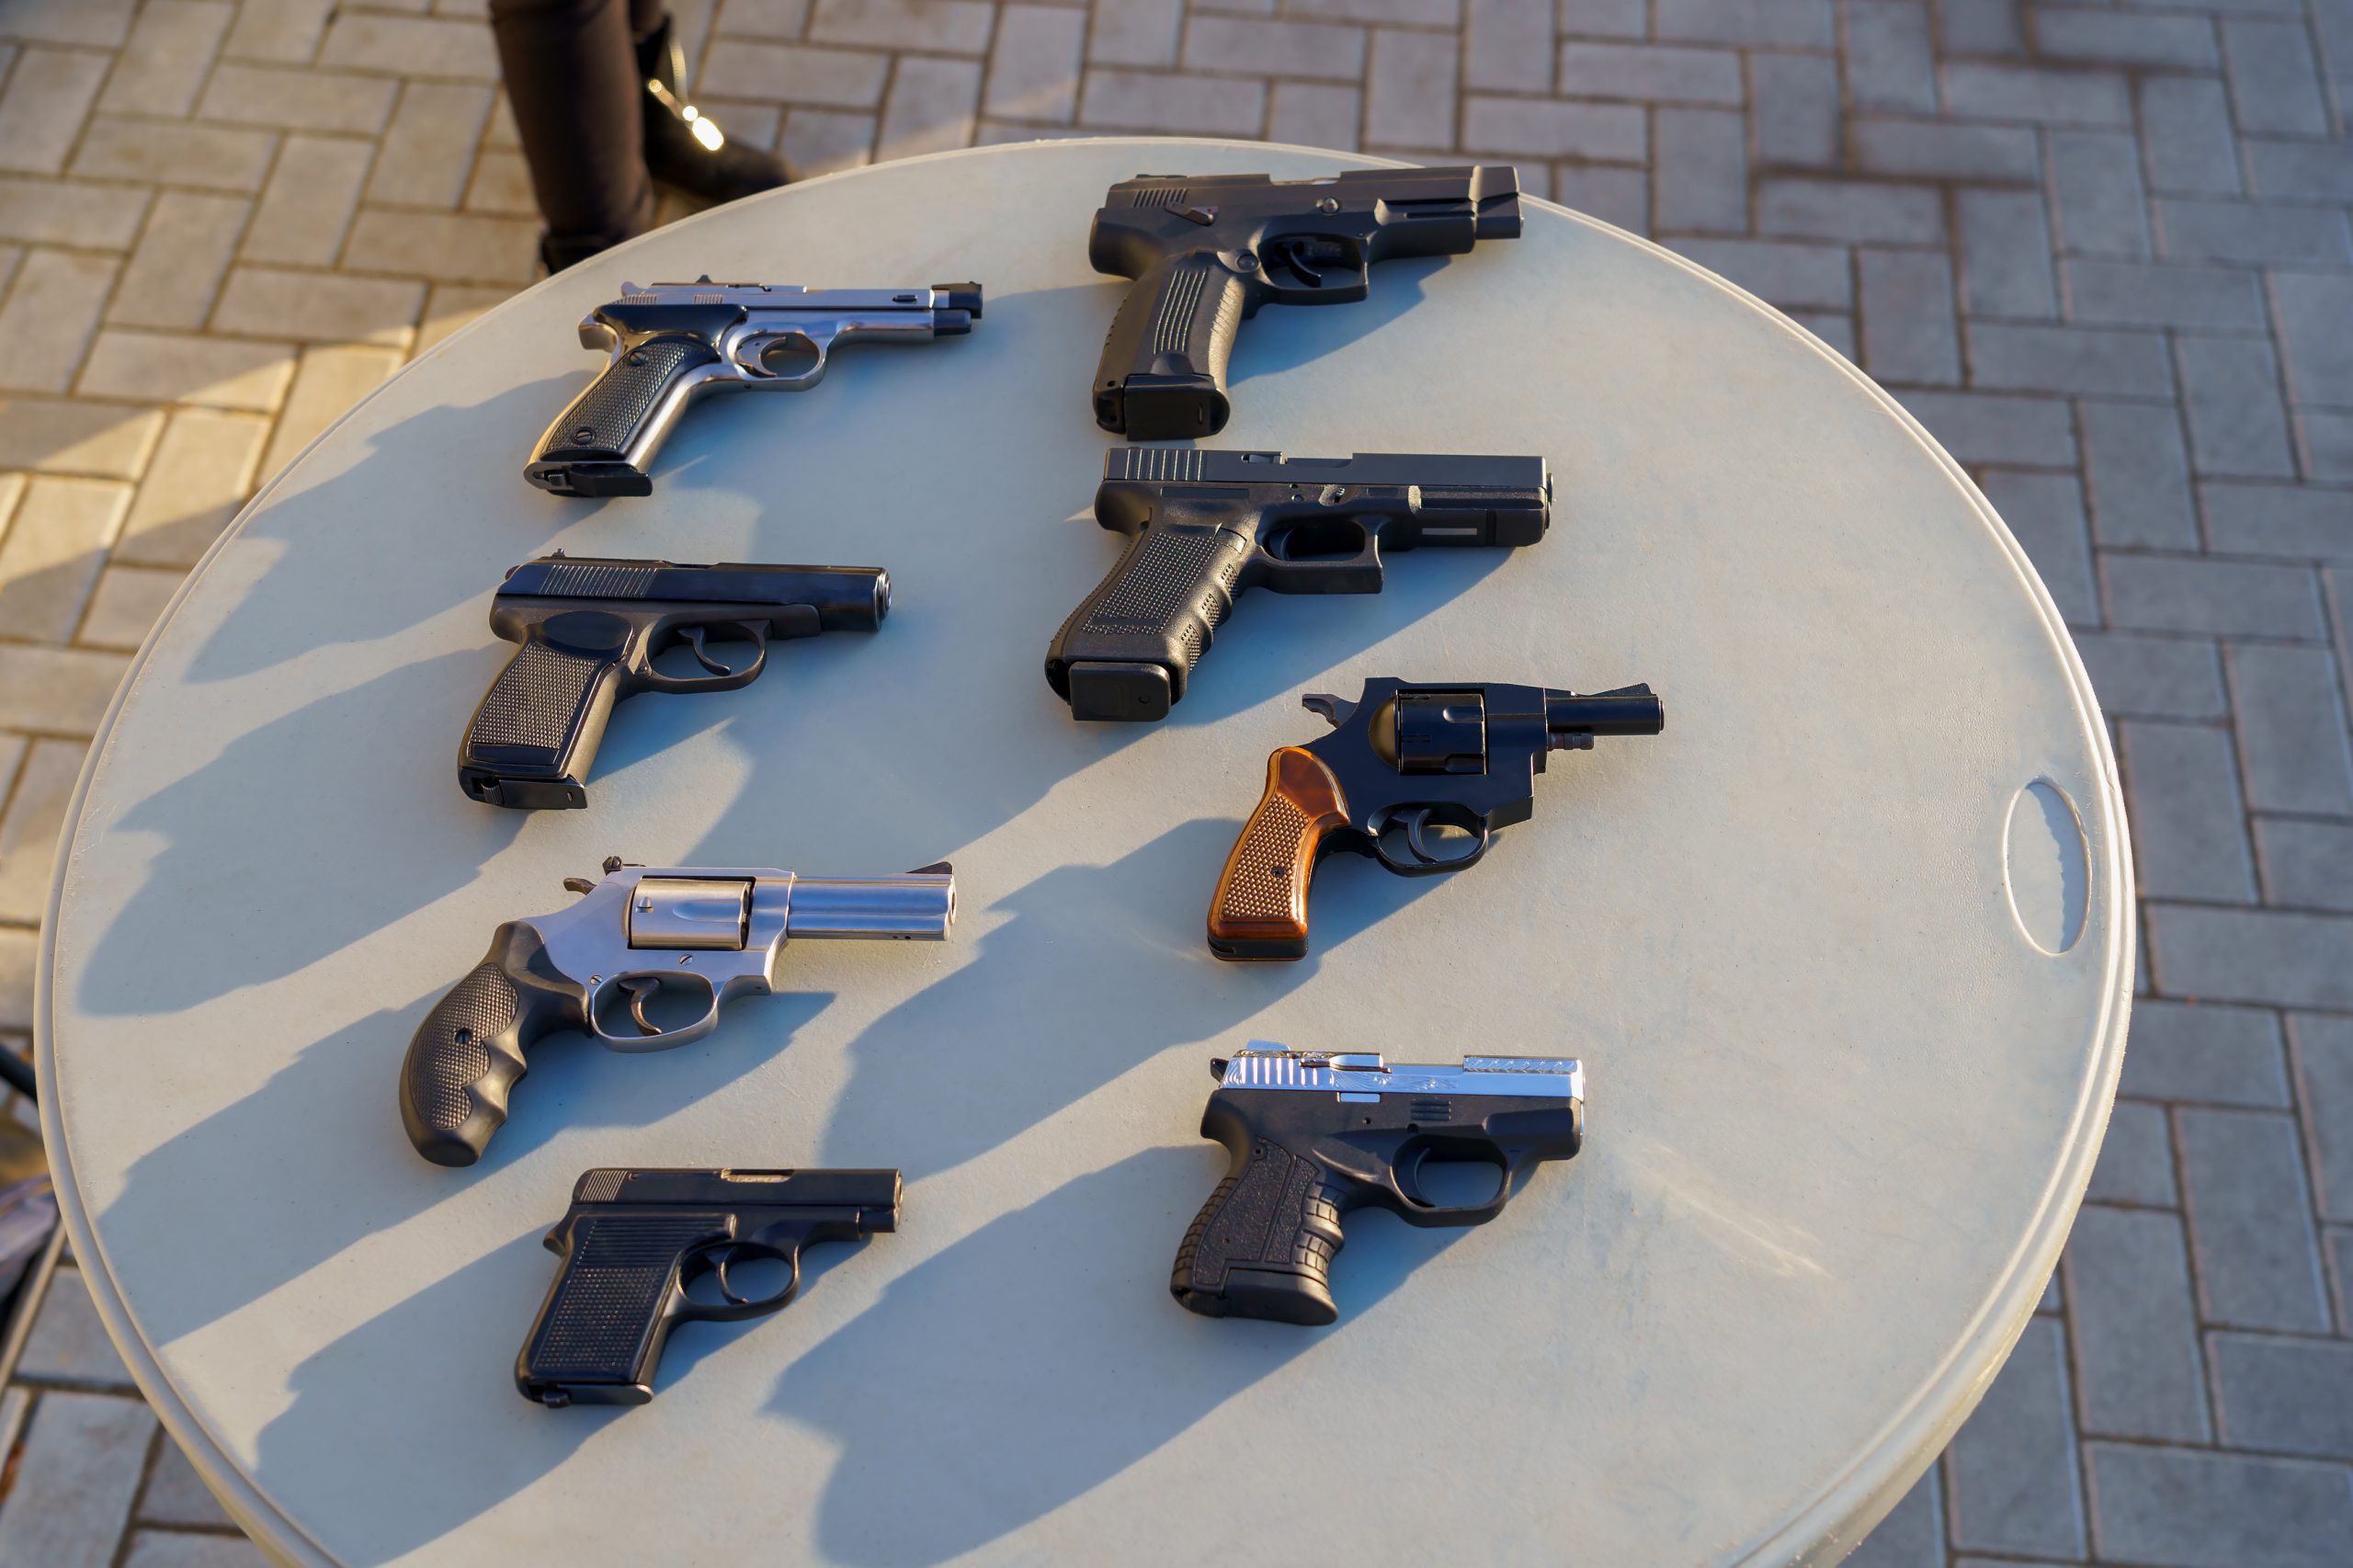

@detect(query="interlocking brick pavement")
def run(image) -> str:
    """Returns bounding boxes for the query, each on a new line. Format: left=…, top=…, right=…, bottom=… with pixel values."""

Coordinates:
left=0, top=0, right=2347, bottom=1560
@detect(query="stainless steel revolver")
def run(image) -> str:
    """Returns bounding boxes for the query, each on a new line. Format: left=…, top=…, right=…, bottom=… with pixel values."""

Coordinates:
left=524, top=279, right=983, bottom=497
left=399, top=858, right=955, bottom=1165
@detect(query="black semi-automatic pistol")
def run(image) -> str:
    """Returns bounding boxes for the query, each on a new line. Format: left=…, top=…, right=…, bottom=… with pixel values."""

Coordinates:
left=526, top=278, right=983, bottom=496
left=1044, top=449, right=1550, bottom=722
left=1173, top=1046, right=1583, bottom=1324
left=1209, top=678, right=1665, bottom=960
left=1087, top=166, right=1520, bottom=439
left=517, top=1166, right=899, bottom=1406
left=458, top=553, right=888, bottom=810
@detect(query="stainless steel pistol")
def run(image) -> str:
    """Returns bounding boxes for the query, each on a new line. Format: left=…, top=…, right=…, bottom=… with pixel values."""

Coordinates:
left=525, top=279, right=983, bottom=497
left=399, top=858, right=955, bottom=1165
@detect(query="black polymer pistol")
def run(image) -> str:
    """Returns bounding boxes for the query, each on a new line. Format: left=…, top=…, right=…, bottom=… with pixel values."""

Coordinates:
left=1088, top=166, right=1520, bottom=439
left=525, top=279, right=983, bottom=496
left=517, top=1166, right=899, bottom=1406
left=1173, top=1046, right=1582, bottom=1324
left=1043, top=449, right=1550, bottom=722
left=1209, top=678, right=1665, bottom=960
left=458, top=553, right=888, bottom=810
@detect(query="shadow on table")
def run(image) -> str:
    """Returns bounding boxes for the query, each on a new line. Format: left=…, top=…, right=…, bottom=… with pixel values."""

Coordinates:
left=97, top=988, right=819, bottom=1347
left=817, top=816, right=1441, bottom=1179
left=767, top=1148, right=1474, bottom=1567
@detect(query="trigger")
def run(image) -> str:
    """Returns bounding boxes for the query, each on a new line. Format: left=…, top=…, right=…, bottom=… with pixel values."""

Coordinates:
left=681, top=626, right=733, bottom=677
left=620, top=977, right=665, bottom=1036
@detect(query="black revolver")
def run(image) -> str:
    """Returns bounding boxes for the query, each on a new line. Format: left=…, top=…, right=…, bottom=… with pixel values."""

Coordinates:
left=526, top=279, right=982, bottom=496
left=1173, top=1047, right=1582, bottom=1324
left=458, top=553, right=888, bottom=810
left=1043, top=449, right=1549, bottom=722
left=517, top=1166, right=899, bottom=1405
left=1088, top=166, right=1520, bottom=439
left=1209, top=677, right=1665, bottom=960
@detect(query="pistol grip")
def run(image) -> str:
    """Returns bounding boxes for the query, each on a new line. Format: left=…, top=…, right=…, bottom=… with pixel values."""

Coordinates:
left=1172, top=1140, right=1347, bottom=1325
left=1093, top=253, right=1253, bottom=439
left=399, top=921, right=585, bottom=1166
left=457, top=616, right=635, bottom=810
left=1208, top=748, right=1349, bottom=961
left=526, top=333, right=722, bottom=496
left=1043, top=521, right=1249, bottom=721
left=516, top=1212, right=730, bottom=1405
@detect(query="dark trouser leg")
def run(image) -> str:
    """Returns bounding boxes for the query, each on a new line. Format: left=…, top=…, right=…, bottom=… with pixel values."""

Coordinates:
left=487, top=0, right=658, bottom=265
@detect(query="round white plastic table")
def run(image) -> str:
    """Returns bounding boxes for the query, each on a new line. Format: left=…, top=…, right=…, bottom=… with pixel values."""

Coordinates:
left=36, top=139, right=2131, bottom=1568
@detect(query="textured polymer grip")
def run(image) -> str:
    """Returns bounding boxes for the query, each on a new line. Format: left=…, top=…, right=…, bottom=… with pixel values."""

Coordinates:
left=456, top=633, right=630, bottom=810
left=399, top=921, right=586, bottom=1166
left=1208, top=748, right=1350, bottom=961
left=527, top=335, right=722, bottom=496
left=1043, top=521, right=1250, bottom=721
left=1093, top=252, right=1254, bottom=440
left=1171, top=1141, right=1347, bottom=1325
left=516, top=1212, right=727, bottom=1404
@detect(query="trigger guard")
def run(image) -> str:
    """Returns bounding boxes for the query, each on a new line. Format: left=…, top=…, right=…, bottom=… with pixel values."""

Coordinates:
left=585, top=975, right=721, bottom=1052
left=732, top=333, right=829, bottom=385
left=682, top=623, right=767, bottom=681
left=715, top=1245, right=799, bottom=1312
left=1373, top=808, right=1491, bottom=874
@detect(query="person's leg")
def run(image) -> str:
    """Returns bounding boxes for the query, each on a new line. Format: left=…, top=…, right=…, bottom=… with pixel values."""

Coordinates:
left=488, top=0, right=654, bottom=270
left=628, top=5, right=790, bottom=206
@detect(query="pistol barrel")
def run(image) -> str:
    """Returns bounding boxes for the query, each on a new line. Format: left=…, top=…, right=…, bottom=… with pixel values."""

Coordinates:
left=1545, top=686, right=1665, bottom=740
left=785, top=869, right=955, bottom=940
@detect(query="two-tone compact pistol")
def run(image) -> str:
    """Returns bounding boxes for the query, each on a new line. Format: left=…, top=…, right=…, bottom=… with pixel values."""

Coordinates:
left=518, top=1166, right=898, bottom=1406
left=398, top=858, right=953, bottom=1165
left=458, top=553, right=888, bottom=810
left=526, top=278, right=983, bottom=496
left=1173, top=1046, right=1584, bottom=1324
left=1044, top=449, right=1550, bottom=722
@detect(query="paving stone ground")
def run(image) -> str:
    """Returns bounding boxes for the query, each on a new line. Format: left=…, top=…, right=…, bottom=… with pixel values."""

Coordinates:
left=0, top=0, right=2346, bottom=1561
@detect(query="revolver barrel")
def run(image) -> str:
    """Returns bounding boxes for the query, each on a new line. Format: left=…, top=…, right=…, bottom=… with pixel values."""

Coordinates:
left=784, top=870, right=956, bottom=940
left=1544, top=686, right=1667, bottom=742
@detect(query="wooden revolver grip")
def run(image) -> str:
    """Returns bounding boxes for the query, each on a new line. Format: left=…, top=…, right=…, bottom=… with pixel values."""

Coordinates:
left=1208, top=748, right=1350, bottom=961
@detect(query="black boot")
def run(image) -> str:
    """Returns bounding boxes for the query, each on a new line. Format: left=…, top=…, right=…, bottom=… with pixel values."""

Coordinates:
left=636, top=16, right=789, bottom=205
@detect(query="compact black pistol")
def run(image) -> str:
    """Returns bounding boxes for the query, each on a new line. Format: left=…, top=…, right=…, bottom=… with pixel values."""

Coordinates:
left=517, top=1166, right=899, bottom=1406
left=1087, top=166, right=1521, bottom=439
left=1044, top=449, right=1550, bottom=722
left=459, top=553, right=888, bottom=810
left=527, top=278, right=982, bottom=496
left=1209, top=678, right=1665, bottom=960
left=1173, top=1046, right=1582, bottom=1324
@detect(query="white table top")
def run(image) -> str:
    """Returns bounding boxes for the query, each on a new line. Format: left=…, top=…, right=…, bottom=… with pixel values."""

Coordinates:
left=36, top=139, right=2131, bottom=1567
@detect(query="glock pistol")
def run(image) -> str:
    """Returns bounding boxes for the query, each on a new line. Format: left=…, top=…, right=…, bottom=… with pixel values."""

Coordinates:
left=517, top=1166, right=899, bottom=1406
left=1088, top=166, right=1520, bottom=439
left=398, top=858, right=953, bottom=1166
left=526, top=278, right=983, bottom=496
left=1210, top=677, right=1665, bottom=960
left=458, top=553, right=889, bottom=811
left=1172, top=1046, right=1582, bottom=1324
left=1044, top=449, right=1550, bottom=722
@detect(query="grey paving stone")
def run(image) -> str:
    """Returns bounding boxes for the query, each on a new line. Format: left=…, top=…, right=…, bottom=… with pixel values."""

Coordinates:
left=0, top=1392, right=157, bottom=1568
left=1553, top=165, right=1648, bottom=233
left=2063, top=1204, right=2211, bottom=1441
left=2064, top=260, right=2266, bottom=334
left=1843, top=0, right=1935, bottom=112
left=2033, top=6, right=2219, bottom=69
left=1556, top=0, right=1647, bottom=37
left=1857, top=248, right=1959, bottom=386
left=1465, top=0, right=1550, bottom=93
left=16, top=1266, right=138, bottom=1390
left=1267, top=82, right=1359, bottom=151
left=1968, top=322, right=2171, bottom=398
left=120, top=1533, right=275, bottom=1568
left=2300, top=414, right=2353, bottom=483
left=2139, top=76, right=2245, bottom=198
left=1088, top=0, right=1182, bottom=66
left=1654, top=108, right=1746, bottom=233
left=2246, top=138, right=2353, bottom=201
left=1364, top=29, right=1455, bottom=149
left=2334, top=1226, right=2353, bottom=1335
left=2086, top=1099, right=2181, bottom=1206
left=1842, top=1463, right=1941, bottom=1567
left=1958, top=189, right=2058, bottom=319
left=2156, top=199, right=2353, bottom=267
left=2223, top=18, right=2331, bottom=138
left=982, top=6, right=1083, bottom=123
left=1671, top=238, right=1851, bottom=311
left=2105, top=556, right=2322, bottom=641
left=2049, top=130, right=2150, bottom=260
left=2268, top=273, right=2353, bottom=410
left=2125, top=999, right=2290, bottom=1107
left=2256, top=819, right=2353, bottom=915
left=1558, top=41, right=1742, bottom=103
left=2290, top=1012, right=2353, bottom=1222
left=2177, top=335, right=2299, bottom=481
left=2211, top=1332, right=2353, bottom=1460
left=1186, top=16, right=1367, bottom=80
left=1938, top=0, right=2024, bottom=54
left=2178, top=1106, right=2333, bottom=1332
left=1654, top=0, right=1835, bottom=48
left=1747, top=50, right=1841, bottom=168
left=1075, top=70, right=1267, bottom=136
left=1944, top=1316, right=2086, bottom=1558
left=2202, top=483, right=2353, bottom=562
left=2086, top=1442, right=2353, bottom=1568
left=2080, top=401, right=2197, bottom=549
left=2228, top=643, right=2353, bottom=817
left=1459, top=97, right=1643, bottom=160
left=1981, top=469, right=2096, bottom=623
left=137, top=1433, right=233, bottom=1529
left=1852, top=117, right=2040, bottom=181
left=1901, top=390, right=2074, bottom=468
left=1756, top=178, right=1942, bottom=244
left=2117, top=720, right=2257, bottom=903
left=875, top=54, right=982, bottom=160
left=1941, top=60, right=2131, bottom=126
left=2075, top=632, right=2227, bottom=722
left=1789, top=308, right=1856, bottom=359
left=2154, top=903, right=2353, bottom=1013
